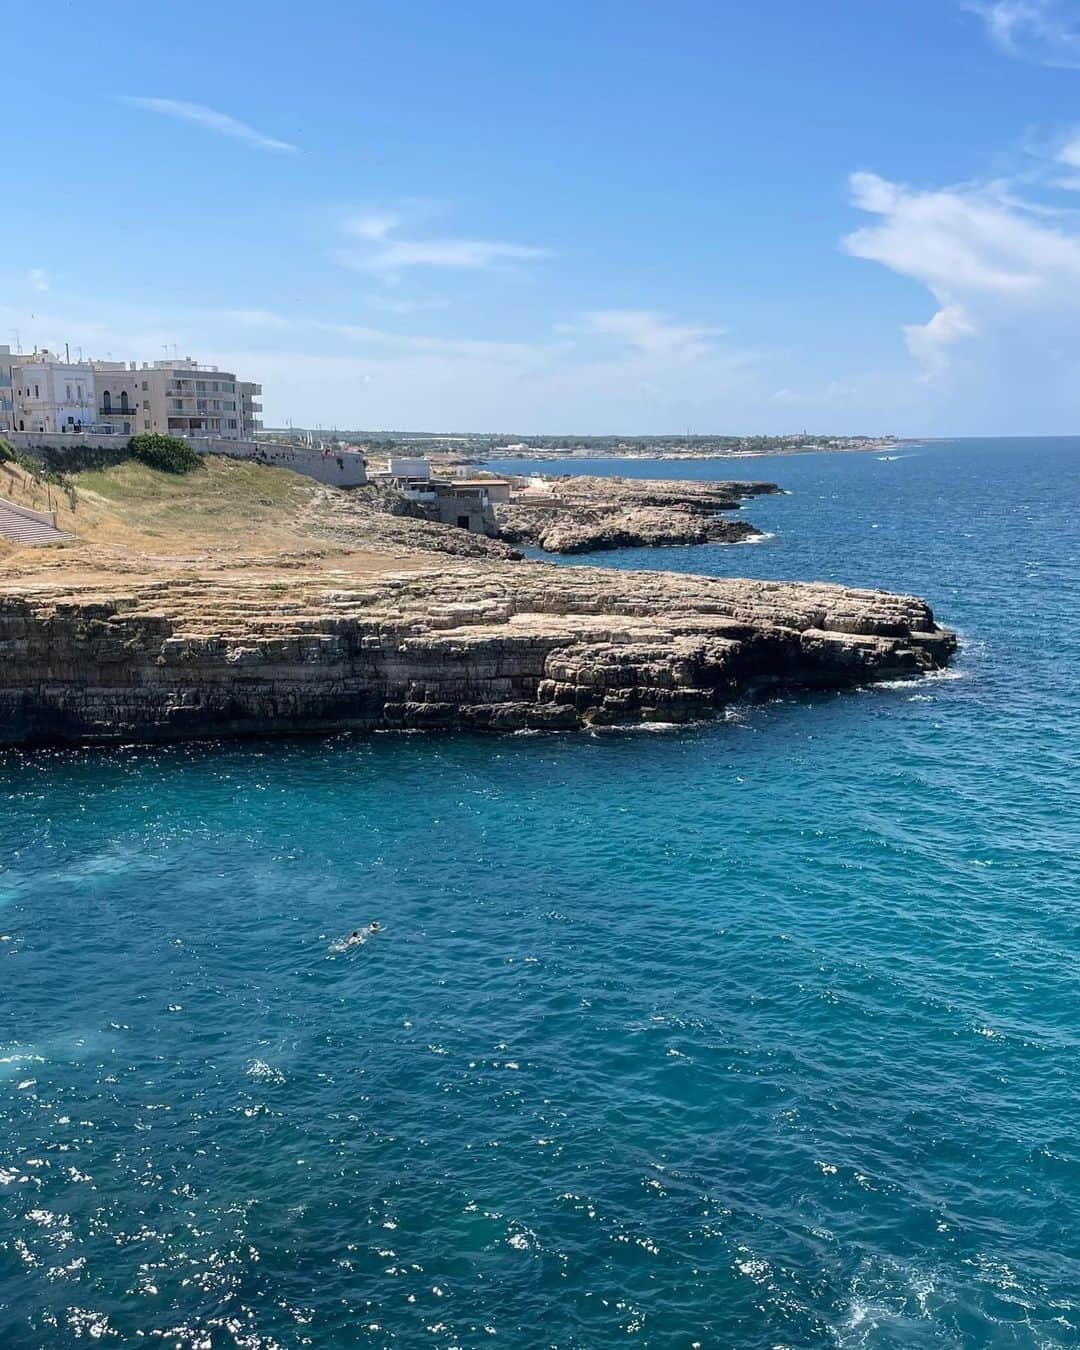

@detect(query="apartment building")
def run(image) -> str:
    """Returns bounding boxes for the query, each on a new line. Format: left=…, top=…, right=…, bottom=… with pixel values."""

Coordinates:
left=0, top=350, right=262, bottom=440
left=146, top=359, right=244, bottom=437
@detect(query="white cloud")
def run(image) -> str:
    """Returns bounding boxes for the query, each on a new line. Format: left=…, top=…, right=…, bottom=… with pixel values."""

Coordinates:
left=965, top=0, right=1080, bottom=67
left=343, top=212, right=401, bottom=241
left=27, top=268, right=48, bottom=292
left=843, top=164, right=1080, bottom=409
left=903, top=304, right=977, bottom=376
left=366, top=294, right=452, bottom=315
left=574, top=309, right=726, bottom=357
left=843, top=171, right=1079, bottom=295
left=221, top=308, right=293, bottom=329
left=334, top=211, right=549, bottom=280
left=122, top=97, right=297, bottom=152
left=1057, top=134, right=1080, bottom=169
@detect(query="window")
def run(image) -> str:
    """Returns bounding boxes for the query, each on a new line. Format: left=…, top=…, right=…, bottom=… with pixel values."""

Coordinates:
left=143, top=420, right=150, bottom=430
left=102, top=390, right=112, bottom=412
left=142, top=381, right=148, bottom=391
left=228, top=418, right=238, bottom=429
left=143, top=400, right=149, bottom=410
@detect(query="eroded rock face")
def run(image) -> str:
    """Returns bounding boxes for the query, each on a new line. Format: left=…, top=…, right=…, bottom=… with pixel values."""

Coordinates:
left=0, top=560, right=955, bottom=746
left=495, top=475, right=780, bottom=553
left=509, top=507, right=760, bottom=552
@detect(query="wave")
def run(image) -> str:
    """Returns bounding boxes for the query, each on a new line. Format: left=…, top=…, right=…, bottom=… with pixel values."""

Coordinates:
left=245, top=1059, right=286, bottom=1085
left=588, top=720, right=692, bottom=737
left=873, top=665, right=971, bottom=692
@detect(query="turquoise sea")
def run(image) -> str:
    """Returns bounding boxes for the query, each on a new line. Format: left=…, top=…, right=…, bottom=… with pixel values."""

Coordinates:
left=2, top=437, right=1079, bottom=1348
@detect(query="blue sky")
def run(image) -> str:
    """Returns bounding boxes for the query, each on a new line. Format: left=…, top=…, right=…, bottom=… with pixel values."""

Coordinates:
left=7, top=0, right=1080, bottom=434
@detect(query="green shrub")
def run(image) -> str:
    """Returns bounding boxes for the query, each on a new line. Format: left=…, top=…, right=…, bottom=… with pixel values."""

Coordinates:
left=34, top=441, right=130, bottom=475
left=0, top=436, right=14, bottom=464
left=129, top=433, right=204, bottom=475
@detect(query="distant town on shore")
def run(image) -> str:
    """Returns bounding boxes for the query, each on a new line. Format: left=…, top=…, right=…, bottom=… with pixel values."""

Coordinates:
left=271, top=429, right=907, bottom=462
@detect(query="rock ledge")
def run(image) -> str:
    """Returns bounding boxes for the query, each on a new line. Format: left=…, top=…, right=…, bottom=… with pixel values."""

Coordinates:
left=0, top=560, right=956, bottom=746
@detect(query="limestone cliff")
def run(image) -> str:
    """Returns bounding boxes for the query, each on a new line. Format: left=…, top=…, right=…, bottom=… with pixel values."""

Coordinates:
left=0, top=560, right=955, bottom=746
left=495, top=475, right=780, bottom=553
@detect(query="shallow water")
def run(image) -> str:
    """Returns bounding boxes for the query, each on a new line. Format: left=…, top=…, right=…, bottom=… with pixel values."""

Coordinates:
left=2, top=438, right=1078, bottom=1347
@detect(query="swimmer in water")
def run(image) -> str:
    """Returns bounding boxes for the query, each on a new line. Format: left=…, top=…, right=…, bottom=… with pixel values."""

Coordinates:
left=348, top=922, right=380, bottom=943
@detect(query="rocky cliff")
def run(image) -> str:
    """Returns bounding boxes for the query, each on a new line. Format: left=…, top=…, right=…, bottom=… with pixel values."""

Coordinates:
left=0, top=560, right=955, bottom=746
left=495, top=475, right=780, bottom=552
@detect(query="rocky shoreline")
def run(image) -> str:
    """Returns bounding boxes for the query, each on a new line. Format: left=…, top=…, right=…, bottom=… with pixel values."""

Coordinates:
left=495, top=475, right=779, bottom=553
left=0, top=559, right=956, bottom=746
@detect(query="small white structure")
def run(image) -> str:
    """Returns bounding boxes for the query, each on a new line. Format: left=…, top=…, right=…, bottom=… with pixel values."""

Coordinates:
left=388, top=456, right=431, bottom=480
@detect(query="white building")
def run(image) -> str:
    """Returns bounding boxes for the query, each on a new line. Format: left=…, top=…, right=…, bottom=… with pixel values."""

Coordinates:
left=10, top=352, right=95, bottom=434
left=388, top=456, right=432, bottom=480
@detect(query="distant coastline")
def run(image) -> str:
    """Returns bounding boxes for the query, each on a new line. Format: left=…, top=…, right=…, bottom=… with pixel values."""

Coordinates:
left=266, top=428, right=921, bottom=465
left=475, top=438, right=920, bottom=464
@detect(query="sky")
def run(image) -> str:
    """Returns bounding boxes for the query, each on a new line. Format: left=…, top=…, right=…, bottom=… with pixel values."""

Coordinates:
left=6, top=0, right=1080, bottom=435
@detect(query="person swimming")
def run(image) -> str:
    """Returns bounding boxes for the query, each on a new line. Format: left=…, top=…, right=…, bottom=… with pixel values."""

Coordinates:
left=329, top=924, right=381, bottom=955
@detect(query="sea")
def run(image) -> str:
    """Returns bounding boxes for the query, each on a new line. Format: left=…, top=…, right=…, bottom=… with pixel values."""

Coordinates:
left=1, top=437, right=1078, bottom=1348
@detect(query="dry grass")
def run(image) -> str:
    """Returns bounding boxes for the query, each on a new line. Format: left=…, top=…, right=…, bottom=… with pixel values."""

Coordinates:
left=65, top=458, right=320, bottom=549
left=0, top=457, right=421, bottom=589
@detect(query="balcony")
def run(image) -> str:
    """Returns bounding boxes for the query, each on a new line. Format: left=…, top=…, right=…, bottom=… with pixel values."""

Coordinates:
left=98, top=406, right=134, bottom=418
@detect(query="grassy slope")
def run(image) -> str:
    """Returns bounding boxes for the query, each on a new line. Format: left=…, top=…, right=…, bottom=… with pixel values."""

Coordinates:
left=2, top=457, right=320, bottom=554
left=0, top=455, right=510, bottom=584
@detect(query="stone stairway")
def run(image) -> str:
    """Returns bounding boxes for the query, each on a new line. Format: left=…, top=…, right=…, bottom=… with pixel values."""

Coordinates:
left=0, top=499, right=73, bottom=546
